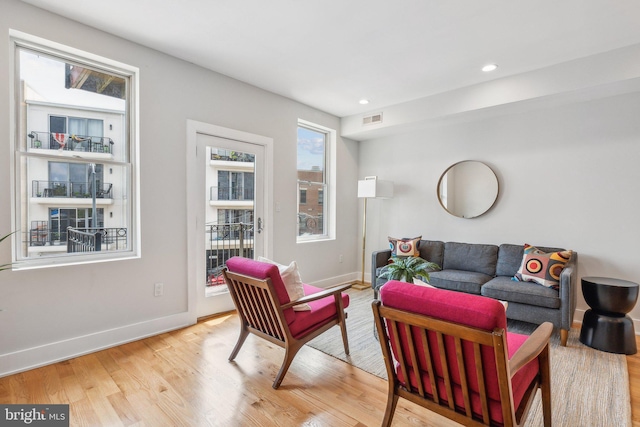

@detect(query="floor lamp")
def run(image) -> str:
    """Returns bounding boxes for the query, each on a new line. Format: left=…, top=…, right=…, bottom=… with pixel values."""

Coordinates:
left=354, top=176, right=393, bottom=290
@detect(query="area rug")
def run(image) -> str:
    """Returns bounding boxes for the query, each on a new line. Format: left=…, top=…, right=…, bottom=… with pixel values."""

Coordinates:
left=307, top=287, right=632, bottom=427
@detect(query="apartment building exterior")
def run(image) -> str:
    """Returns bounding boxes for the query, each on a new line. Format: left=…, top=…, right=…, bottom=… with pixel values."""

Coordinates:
left=23, top=95, right=127, bottom=257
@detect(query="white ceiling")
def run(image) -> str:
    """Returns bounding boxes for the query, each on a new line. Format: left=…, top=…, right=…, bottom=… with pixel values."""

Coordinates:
left=20, top=0, right=640, bottom=118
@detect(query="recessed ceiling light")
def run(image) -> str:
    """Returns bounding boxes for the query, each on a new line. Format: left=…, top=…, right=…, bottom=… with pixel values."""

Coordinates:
left=482, top=64, right=498, bottom=72
left=359, top=99, right=370, bottom=105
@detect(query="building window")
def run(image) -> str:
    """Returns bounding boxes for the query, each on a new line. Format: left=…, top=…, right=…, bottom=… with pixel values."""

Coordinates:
left=11, top=31, right=139, bottom=268
left=297, top=120, right=335, bottom=241
left=216, top=171, right=254, bottom=201
left=49, top=115, right=104, bottom=148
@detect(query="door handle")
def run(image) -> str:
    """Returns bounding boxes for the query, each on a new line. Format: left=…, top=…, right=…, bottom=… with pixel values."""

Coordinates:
left=257, top=217, right=263, bottom=234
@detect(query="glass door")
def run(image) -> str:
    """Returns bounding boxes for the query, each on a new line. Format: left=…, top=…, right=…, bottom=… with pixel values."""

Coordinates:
left=195, top=132, right=265, bottom=317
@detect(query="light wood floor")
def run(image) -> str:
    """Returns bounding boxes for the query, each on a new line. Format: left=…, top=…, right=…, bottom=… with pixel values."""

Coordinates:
left=1, top=313, right=639, bottom=427
left=630, top=334, right=640, bottom=427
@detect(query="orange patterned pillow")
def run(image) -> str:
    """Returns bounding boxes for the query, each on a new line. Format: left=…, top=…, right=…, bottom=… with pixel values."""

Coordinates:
left=513, top=244, right=573, bottom=290
left=388, top=236, right=421, bottom=257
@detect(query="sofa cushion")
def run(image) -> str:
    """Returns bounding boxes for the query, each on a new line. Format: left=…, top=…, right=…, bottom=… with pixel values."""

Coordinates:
left=481, top=276, right=560, bottom=309
left=428, top=269, right=493, bottom=295
left=496, top=244, right=527, bottom=277
left=443, top=242, right=498, bottom=276
left=388, top=236, right=421, bottom=257
left=417, top=240, right=445, bottom=268
left=514, top=244, right=573, bottom=290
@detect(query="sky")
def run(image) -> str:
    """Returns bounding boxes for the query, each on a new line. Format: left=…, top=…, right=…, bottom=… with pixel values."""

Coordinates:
left=297, top=126, right=325, bottom=171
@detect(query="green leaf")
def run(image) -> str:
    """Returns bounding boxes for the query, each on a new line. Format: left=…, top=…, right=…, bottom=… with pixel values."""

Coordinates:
left=0, top=231, right=16, bottom=244
left=379, top=256, right=440, bottom=283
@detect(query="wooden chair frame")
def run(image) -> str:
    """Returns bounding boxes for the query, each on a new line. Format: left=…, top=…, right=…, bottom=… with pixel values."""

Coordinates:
left=223, top=268, right=350, bottom=389
left=372, top=300, right=552, bottom=427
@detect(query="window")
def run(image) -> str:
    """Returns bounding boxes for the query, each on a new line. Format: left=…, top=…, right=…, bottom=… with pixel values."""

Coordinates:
left=216, top=171, right=254, bottom=201
left=48, top=207, right=104, bottom=242
left=49, top=115, right=104, bottom=147
left=297, top=120, right=335, bottom=241
left=11, top=31, right=139, bottom=268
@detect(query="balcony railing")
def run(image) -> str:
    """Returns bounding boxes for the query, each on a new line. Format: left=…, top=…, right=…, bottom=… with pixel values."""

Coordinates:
left=206, top=222, right=254, bottom=289
left=32, top=180, right=113, bottom=199
left=209, top=185, right=254, bottom=201
left=67, top=228, right=102, bottom=252
left=28, top=223, right=127, bottom=251
left=28, top=131, right=114, bottom=154
left=210, top=150, right=255, bottom=162
left=29, top=221, right=67, bottom=246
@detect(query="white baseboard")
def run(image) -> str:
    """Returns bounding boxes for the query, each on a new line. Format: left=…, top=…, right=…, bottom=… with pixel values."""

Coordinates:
left=309, top=272, right=361, bottom=288
left=0, top=311, right=195, bottom=378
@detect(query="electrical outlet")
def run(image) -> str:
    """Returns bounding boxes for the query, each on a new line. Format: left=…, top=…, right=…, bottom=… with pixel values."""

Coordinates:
left=339, top=254, right=344, bottom=263
left=154, top=282, right=163, bottom=297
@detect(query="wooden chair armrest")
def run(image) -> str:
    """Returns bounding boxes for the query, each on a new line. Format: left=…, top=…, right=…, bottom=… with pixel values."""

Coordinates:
left=281, top=283, right=352, bottom=309
left=509, top=322, right=553, bottom=376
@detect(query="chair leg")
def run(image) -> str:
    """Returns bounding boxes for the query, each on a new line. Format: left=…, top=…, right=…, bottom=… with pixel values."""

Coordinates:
left=272, top=342, right=303, bottom=389
left=339, top=316, right=350, bottom=356
left=229, top=325, right=250, bottom=361
left=539, top=344, right=552, bottom=427
left=560, top=329, right=568, bottom=347
left=381, top=390, right=399, bottom=427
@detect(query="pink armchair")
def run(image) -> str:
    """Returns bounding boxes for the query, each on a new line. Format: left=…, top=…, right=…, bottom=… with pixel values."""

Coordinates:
left=223, top=256, right=350, bottom=389
left=373, top=280, right=552, bottom=426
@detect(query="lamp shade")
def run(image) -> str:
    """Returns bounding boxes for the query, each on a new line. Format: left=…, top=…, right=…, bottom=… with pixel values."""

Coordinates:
left=358, top=176, right=394, bottom=199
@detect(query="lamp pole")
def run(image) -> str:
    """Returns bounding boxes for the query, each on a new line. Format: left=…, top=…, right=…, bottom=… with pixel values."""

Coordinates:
left=361, top=196, right=368, bottom=286
left=355, top=176, right=393, bottom=290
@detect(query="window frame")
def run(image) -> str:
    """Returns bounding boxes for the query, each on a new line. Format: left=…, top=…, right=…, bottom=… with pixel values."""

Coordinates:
left=296, top=120, right=336, bottom=243
left=9, top=30, right=140, bottom=269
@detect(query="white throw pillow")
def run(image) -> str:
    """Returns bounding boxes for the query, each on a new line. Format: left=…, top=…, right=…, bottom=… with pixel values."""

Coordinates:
left=257, top=257, right=311, bottom=311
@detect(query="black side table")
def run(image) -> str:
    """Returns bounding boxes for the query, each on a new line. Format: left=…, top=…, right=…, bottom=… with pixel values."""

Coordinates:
left=579, top=276, right=638, bottom=355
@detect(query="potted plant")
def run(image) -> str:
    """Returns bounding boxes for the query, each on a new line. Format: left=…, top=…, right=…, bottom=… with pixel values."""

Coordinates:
left=379, top=256, right=440, bottom=284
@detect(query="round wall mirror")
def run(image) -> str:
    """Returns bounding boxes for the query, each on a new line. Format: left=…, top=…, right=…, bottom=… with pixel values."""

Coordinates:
left=437, top=160, right=499, bottom=218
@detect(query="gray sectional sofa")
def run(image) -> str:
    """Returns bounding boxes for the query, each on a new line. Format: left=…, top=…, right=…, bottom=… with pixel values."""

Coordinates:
left=372, top=240, right=577, bottom=346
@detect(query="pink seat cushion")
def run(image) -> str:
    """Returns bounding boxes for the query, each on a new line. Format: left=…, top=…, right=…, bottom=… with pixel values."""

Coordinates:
left=226, top=257, right=350, bottom=337
left=289, top=284, right=350, bottom=339
left=380, top=280, right=539, bottom=424
left=226, top=257, right=296, bottom=324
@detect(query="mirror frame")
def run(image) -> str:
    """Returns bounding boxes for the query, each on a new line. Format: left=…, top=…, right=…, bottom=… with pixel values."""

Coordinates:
left=437, top=160, right=499, bottom=219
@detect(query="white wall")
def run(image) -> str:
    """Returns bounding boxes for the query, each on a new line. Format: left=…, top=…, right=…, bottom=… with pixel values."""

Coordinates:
left=358, top=91, right=640, bottom=327
left=0, top=0, right=359, bottom=376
